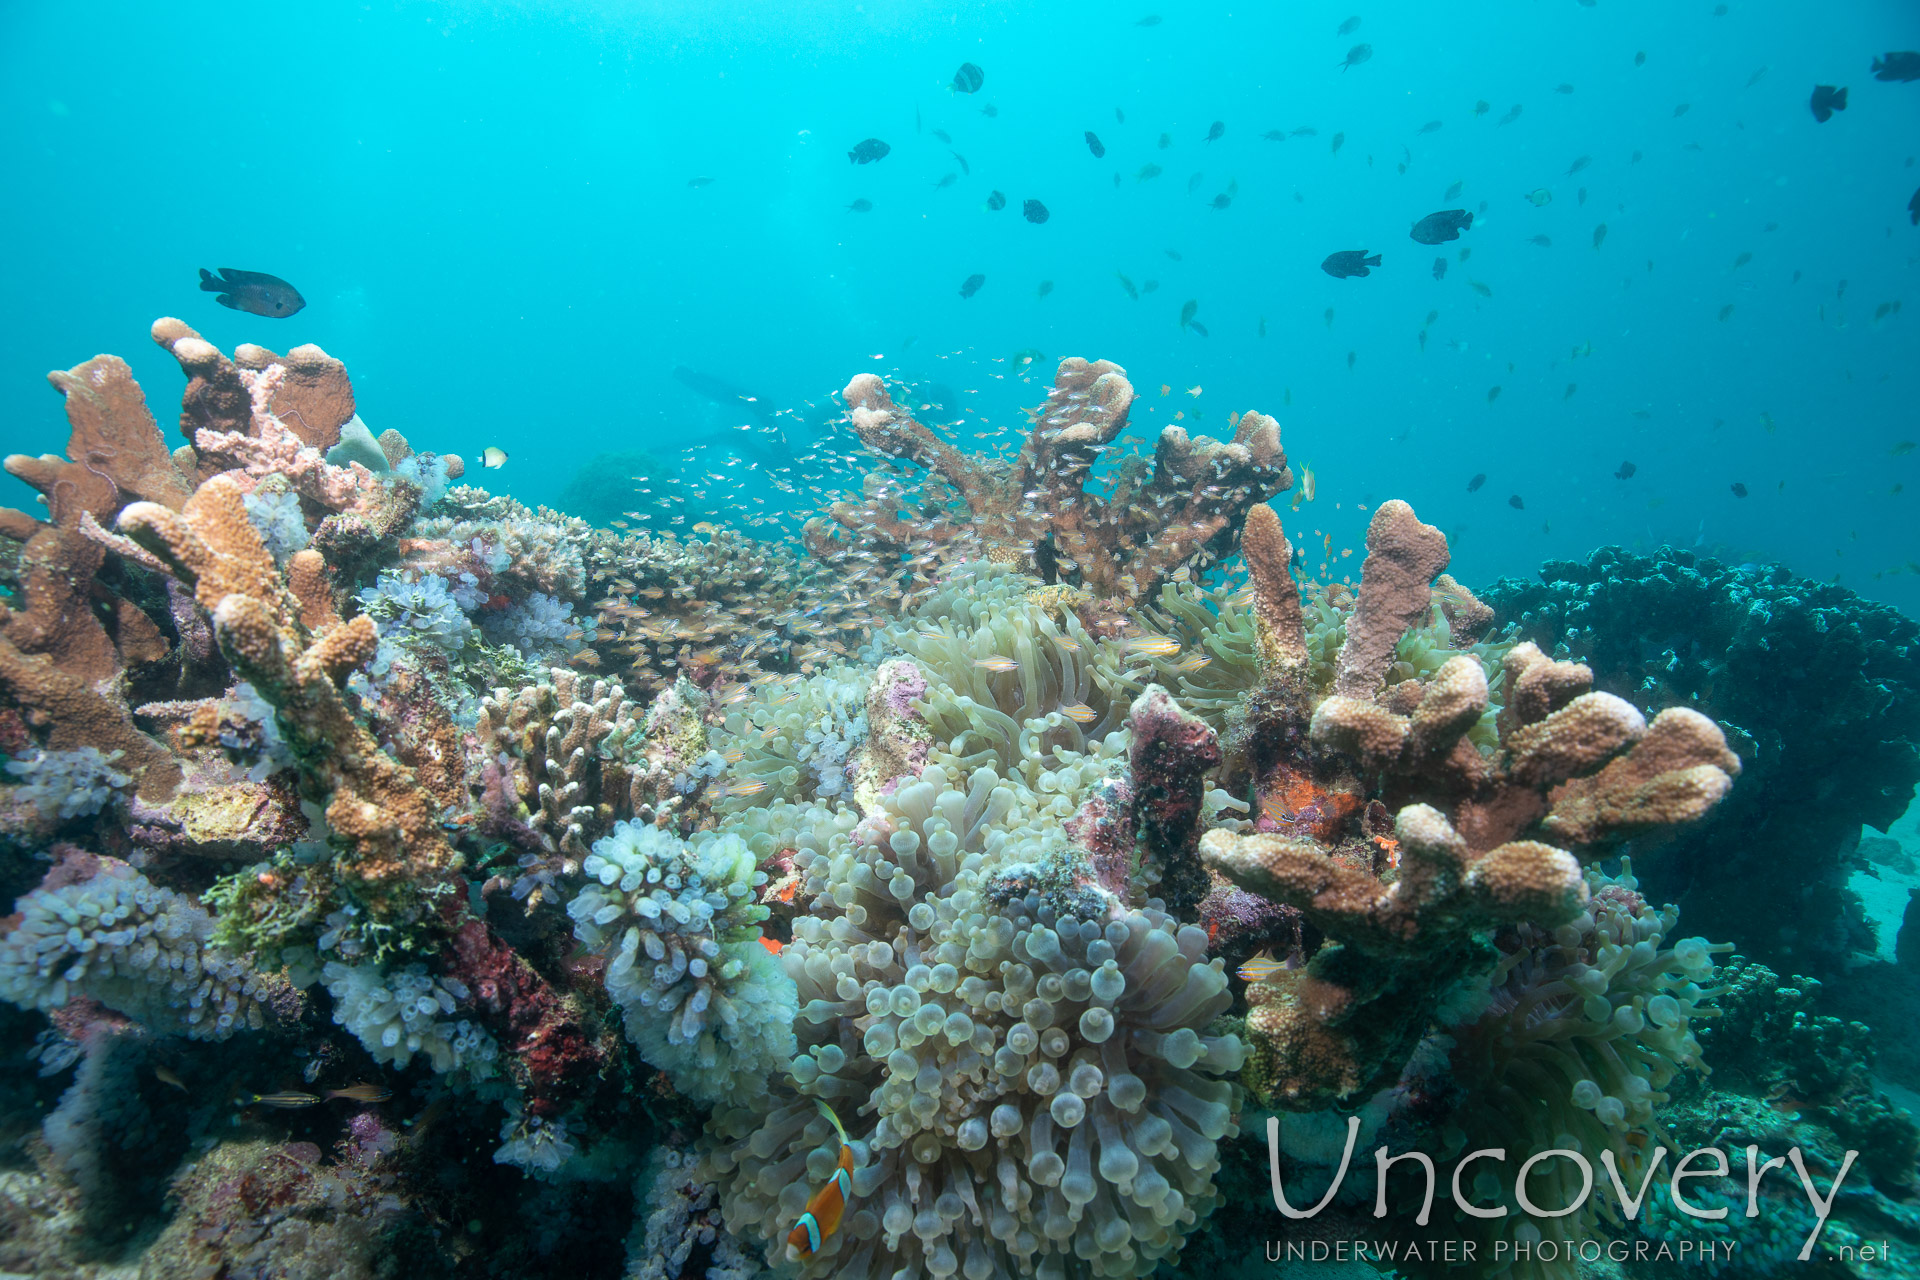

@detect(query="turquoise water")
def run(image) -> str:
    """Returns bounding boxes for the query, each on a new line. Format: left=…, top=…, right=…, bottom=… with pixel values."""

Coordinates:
left=3, top=5, right=1920, bottom=1278
left=4, top=0, right=1917, bottom=604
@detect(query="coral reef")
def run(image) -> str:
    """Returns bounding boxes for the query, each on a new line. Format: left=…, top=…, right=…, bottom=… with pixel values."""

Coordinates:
left=707, top=762, right=1246, bottom=1280
left=627, top=1147, right=761, bottom=1280
left=1200, top=501, right=1741, bottom=1111
left=320, top=958, right=500, bottom=1078
left=568, top=821, right=795, bottom=1106
left=1409, top=862, right=1726, bottom=1261
left=1, top=323, right=1877, bottom=1280
left=1699, top=956, right=1920, bottom=1191
left=0, top=852, right=278, bottom=1039
left=1485, top=546, right=1920, bottom=973
left=806, top=357, right=1293, bottom=605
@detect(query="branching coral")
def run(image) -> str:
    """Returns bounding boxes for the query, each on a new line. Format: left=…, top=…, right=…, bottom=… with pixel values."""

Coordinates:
left=117, top=472, right=462, bottom=944
left=806, top=357, right=1293, bottom=605
left=707, top=762, right=1247, bottom=1280
left=1200, top=500, right=1741, bottom=1111
left=476, top=667, right=648, bottom=882
left=0, top=349, right=190, bottom=799
left=0, top=323, right=1821, bottom=1278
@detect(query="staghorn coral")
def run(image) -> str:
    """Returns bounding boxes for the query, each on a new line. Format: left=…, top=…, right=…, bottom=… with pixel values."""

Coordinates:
left=806, top=358, right=1293, bottom=605
left=1201, top=499, right=1741, bottom=1111
left=707, top=761, right=1247, bottom=1280
left=0, top=852, right=277, bottom=1039
left=567, top=821, right=795, bottom=1106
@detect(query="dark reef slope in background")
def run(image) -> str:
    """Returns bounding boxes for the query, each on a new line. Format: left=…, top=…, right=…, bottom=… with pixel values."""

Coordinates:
left=1486, top=545, right=1920, bottom=975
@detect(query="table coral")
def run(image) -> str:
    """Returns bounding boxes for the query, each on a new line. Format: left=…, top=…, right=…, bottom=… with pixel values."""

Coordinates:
left=806, top=357, right=1293, bottom=605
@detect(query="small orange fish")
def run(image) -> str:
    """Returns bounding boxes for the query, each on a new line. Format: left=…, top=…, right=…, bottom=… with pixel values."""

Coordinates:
left=760, top=935, right=785, bottom=955
left=974, top=656, right=1019, bottom=673
left=1177, top=653, right=1211, bottom=673
left=1059, top=702, right=1097, bottom=725
left=789, top=1101, right=857, bottom=1257
left=726, top=780, right=769, bottom=798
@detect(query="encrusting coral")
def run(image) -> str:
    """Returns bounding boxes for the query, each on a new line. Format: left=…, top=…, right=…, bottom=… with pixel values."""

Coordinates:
left=806, top=357, right=1293, bottom=605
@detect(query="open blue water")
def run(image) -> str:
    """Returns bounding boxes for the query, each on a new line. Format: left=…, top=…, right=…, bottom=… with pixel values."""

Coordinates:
left=3, top=0, right=1916, bottom=607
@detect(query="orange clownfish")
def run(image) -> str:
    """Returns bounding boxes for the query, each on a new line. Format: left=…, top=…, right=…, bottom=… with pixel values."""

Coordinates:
left=787, top=1100, right=856, bottom=1257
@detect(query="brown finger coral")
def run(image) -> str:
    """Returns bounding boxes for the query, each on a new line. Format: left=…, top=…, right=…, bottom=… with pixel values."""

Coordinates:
left=117, top=476, right=459, bottom=908
left=1201, top=498, right=1740, bottom=1110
